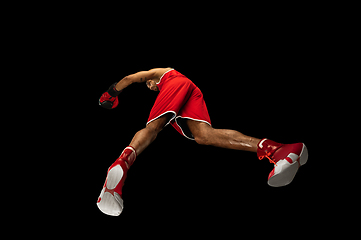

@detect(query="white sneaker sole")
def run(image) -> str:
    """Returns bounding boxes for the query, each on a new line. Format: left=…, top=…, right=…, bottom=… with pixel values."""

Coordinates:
left=268, top=144, right=308, bottom=187
left=97, top=165, right=124, bottom=216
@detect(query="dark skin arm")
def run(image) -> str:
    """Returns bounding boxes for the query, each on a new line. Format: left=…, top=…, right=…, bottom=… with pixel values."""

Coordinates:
left=115, top=68, right=171, bottom=91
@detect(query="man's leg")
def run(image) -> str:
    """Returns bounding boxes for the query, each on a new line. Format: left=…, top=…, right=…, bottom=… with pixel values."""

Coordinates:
left=129, top=113, right=172, bottom=155
left=186, top=119, right=308, bottom=187
left=97, top=113, right=172, bottom=216
left=186, top=120, right=261, bottom=152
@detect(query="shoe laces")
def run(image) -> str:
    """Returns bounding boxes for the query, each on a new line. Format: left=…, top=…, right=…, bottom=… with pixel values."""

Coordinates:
left=259, top=152, right=277, bottom=166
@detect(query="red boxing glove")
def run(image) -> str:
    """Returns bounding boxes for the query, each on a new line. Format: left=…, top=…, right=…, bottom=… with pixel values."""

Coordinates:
left=99, top=83, right=122, bottom=109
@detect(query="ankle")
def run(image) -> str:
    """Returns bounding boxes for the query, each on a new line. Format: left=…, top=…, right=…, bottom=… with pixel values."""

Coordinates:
left=118, top=146, right=137, bottom=169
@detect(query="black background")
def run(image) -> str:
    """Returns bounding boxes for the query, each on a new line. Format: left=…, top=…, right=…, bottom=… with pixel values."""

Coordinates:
left=70, top=26, right=320, bottom=235
left=22, top=3, right=335, bottom=237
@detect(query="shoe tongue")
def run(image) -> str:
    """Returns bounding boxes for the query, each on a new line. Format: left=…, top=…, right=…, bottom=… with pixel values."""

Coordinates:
left=257, top=139, right=283, bottom=157
left=258, top=139, right=268, bottom=149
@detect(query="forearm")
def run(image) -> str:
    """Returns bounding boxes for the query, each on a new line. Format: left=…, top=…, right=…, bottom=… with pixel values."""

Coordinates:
left=115, top=76, right=133, bottom=91
left=115, top=69, right=156, bottom=91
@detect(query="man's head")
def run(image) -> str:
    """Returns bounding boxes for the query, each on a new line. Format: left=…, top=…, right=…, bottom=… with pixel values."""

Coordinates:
left=146, top=80, right=159, bottom=91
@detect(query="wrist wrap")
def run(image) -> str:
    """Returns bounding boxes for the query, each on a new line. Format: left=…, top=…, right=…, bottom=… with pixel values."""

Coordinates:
left=107, top=82, right=122, bottom=97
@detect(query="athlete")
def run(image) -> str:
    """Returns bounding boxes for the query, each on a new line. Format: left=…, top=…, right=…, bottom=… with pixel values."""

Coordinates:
left=97, top=68, right=308, bottom=216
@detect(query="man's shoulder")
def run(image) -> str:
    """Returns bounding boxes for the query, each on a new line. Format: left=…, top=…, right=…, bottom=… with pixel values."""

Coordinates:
left=151, top=68, right=174, bottom=79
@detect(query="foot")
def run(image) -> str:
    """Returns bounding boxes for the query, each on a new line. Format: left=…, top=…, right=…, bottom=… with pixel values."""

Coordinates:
left=257, top=139, right=308, bottom=187
left=96, top=147, right=136, bottom=216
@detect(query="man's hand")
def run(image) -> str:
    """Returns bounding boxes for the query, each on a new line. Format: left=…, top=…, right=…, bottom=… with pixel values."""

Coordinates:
left=99, top=83, right=122, bottom=109
left=98, top=68, right=171, bottom=109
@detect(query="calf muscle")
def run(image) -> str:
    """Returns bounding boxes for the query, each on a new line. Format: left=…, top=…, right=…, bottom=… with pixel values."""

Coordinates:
left=187, top=120, right=260, bottom=152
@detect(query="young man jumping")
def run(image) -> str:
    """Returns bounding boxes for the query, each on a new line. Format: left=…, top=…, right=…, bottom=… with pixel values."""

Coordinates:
left=97, top=68, right=308, bottom=216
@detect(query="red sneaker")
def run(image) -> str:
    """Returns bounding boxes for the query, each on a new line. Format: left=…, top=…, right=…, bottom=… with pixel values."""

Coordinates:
left=257, top=139, right=308, bottom=187
left=97, top=146, right=137, bottom=216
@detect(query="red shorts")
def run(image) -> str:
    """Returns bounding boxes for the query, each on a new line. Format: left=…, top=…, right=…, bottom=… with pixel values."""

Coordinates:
left=146, top=69, right=211, bottom=140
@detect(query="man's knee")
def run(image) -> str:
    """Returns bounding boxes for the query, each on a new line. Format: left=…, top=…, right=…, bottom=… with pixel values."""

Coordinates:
left=193, top=126, right=213, bottom=146
left=146, top=113, right=172, bottom=133
left=194, top=135, right=210, bottom=145
left=146, top=121, right=164, bottom=134
left=186, top=120, right=213, bottom=145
